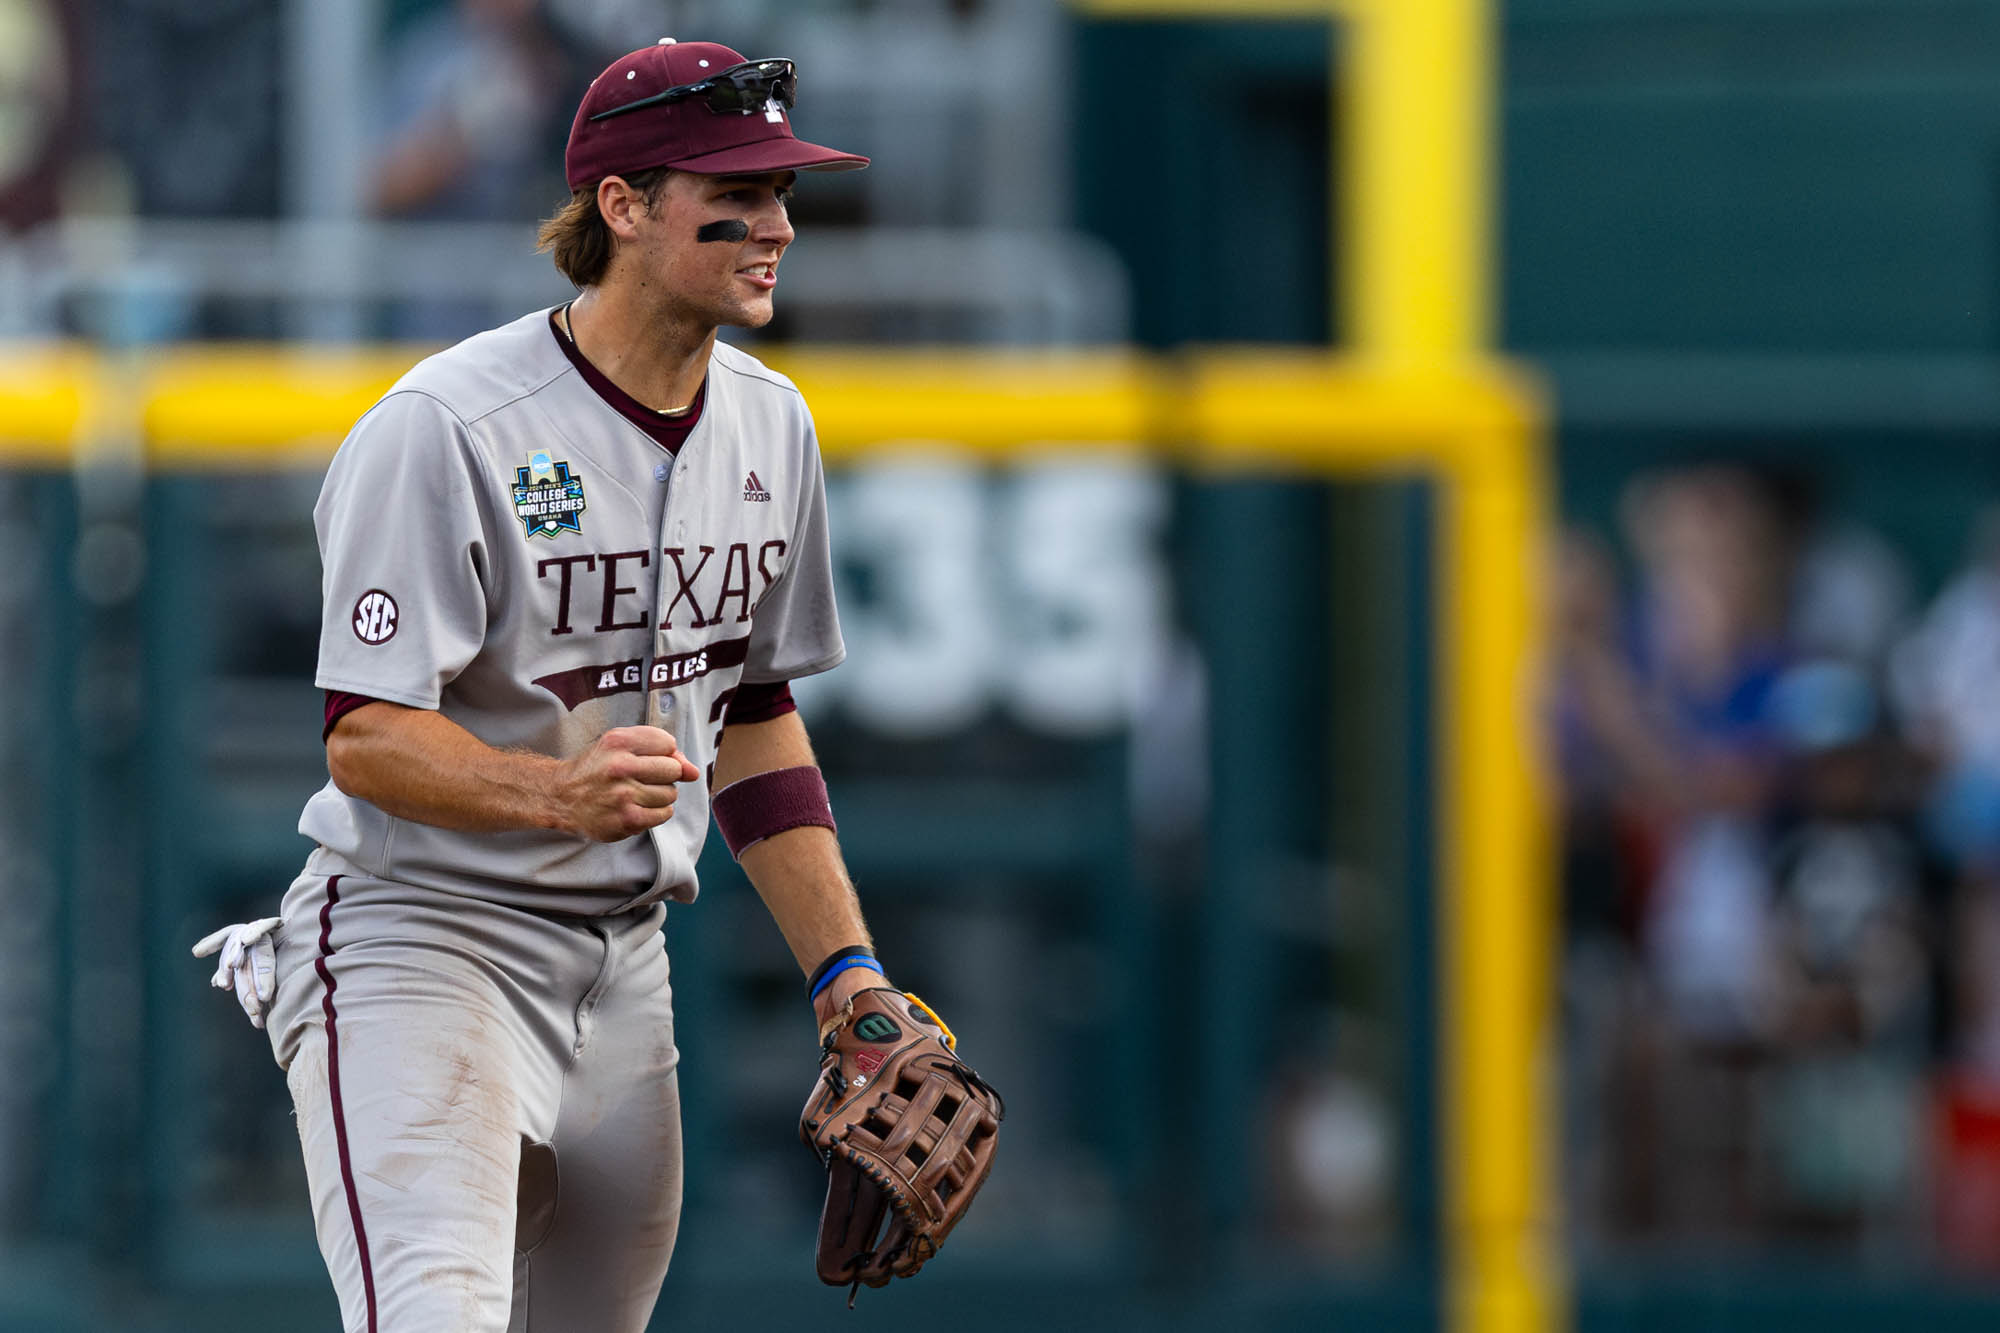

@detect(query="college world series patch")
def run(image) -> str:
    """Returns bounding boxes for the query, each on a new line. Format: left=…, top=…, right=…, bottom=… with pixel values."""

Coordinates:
left=512, top=450, right=587, bottom=538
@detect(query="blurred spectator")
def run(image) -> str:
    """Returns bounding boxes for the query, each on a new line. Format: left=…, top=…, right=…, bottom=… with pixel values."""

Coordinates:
left=0, top=0, right=79, bottom=230
left=369, top=0, right=594, bottom=337
left=1561, top=466, right=1795, bottom=1044
left=1889, top=506, right=2000, bottom=1265
left=1892, top=507, right=2000, bottom=878
left=371, top=0, right=587, bottom=224
left=1791, top=521, right=1916, bottom=671
left=1552, top=465, right=2000, bottom=1260
left=1763, top=660, right=1929, bottom=1247
left=1555, top=466, right=1801, bottom=1244
left=1555, top=463, right=1952, bottom=1252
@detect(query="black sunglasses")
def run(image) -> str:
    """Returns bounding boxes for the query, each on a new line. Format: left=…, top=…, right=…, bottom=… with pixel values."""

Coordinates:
left=588, top=58, right=797, bottom=123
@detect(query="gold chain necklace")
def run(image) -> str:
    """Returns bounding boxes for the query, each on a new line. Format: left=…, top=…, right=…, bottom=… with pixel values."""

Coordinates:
left=559, top=302, right=693, bottom=418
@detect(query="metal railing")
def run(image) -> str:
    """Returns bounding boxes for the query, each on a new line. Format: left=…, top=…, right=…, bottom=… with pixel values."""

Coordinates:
left=0, top=219, right=1133, bottom=346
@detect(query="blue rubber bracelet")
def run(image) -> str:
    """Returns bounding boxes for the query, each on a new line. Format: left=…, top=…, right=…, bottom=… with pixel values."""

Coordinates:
left=806, top=945, right=875, bottom=994
left=809, top=954, right=885, bottom=1001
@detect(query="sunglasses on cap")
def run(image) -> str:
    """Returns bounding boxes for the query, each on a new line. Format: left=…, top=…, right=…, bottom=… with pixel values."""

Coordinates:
left=589, top=58, right=797, bottom=123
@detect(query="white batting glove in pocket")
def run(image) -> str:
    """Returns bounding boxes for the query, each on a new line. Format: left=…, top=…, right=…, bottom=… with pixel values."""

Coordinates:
left=191, top=918, right=283, bottom=1029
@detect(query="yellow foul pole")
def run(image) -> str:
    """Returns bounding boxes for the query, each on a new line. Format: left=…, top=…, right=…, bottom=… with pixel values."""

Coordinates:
left=1342, top=0, right=1490, bottom=359
left=1353, top=4, right=1560, bottom=1332
left=1354, top=4, right=1561, bottom=1328
left=1438, top=421, right=1559, bottom=1333
left=1081, top=2, right=1557, bottom=1331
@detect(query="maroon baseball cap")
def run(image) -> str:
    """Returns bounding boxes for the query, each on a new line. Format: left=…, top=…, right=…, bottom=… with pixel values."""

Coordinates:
left=564, top=40, right=868, bottom=191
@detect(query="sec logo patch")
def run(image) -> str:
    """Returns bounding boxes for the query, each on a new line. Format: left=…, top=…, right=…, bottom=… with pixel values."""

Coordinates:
left=352, top=589, right=399, bottom=644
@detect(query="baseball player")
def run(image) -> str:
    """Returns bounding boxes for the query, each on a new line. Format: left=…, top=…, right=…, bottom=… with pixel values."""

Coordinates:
left=192, top=40, right=914, bottom=1332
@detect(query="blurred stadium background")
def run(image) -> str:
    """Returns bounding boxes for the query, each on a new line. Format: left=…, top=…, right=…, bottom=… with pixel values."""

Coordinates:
left=5, top=0, right=2000, bottom=1329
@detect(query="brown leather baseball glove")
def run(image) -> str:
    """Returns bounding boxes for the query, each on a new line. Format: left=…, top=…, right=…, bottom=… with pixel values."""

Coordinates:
left=799, top=988, right=1004, bottom=1303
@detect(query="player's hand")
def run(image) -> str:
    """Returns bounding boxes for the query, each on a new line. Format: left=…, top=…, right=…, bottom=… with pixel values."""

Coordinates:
left=559, top=726, right=702, bottom=842
left=192, top=917, right=282, bottom=1029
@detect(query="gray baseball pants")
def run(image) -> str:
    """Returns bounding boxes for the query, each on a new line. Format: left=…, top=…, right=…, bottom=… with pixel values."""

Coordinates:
left=265, top=870, right=683, bottom=1333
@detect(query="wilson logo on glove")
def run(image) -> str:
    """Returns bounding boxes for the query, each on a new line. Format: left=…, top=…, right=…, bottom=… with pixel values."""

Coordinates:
left=853, top=1013, right=900, bottom=1043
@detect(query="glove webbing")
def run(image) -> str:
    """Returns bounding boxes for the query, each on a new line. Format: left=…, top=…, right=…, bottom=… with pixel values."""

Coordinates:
left=827, top=1058, right=999, bottom=1306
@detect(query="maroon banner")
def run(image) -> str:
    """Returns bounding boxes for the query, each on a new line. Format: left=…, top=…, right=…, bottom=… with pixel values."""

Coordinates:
left=532, top=635, right=751, bottom=711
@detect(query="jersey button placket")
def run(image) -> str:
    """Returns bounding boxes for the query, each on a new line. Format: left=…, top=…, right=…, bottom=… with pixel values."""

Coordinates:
left=643, top=474, right=680, bottom=729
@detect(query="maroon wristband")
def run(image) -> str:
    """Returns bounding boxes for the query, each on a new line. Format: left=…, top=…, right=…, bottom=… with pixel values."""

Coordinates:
left=712, top=765, right=836, bottom=859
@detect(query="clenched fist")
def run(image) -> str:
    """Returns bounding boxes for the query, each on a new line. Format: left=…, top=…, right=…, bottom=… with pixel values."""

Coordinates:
left=558, top=726, right=701, bottom=842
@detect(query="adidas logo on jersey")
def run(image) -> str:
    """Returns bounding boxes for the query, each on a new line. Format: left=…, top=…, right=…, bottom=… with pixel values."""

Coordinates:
left=743, top=471, right=772, bottom=502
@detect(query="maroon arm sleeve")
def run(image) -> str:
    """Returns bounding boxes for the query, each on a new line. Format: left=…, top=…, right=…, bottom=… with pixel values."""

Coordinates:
left=723, top=680, right=796, bottom=726
left=324, top=690, right=383, bottom=741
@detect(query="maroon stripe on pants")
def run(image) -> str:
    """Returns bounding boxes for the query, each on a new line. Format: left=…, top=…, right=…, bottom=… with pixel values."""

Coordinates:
left=314, top=875, right=379, bottom=1333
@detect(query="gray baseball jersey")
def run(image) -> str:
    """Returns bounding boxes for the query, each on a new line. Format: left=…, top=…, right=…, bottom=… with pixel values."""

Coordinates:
left=298, top=307, right=843, bottom=914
